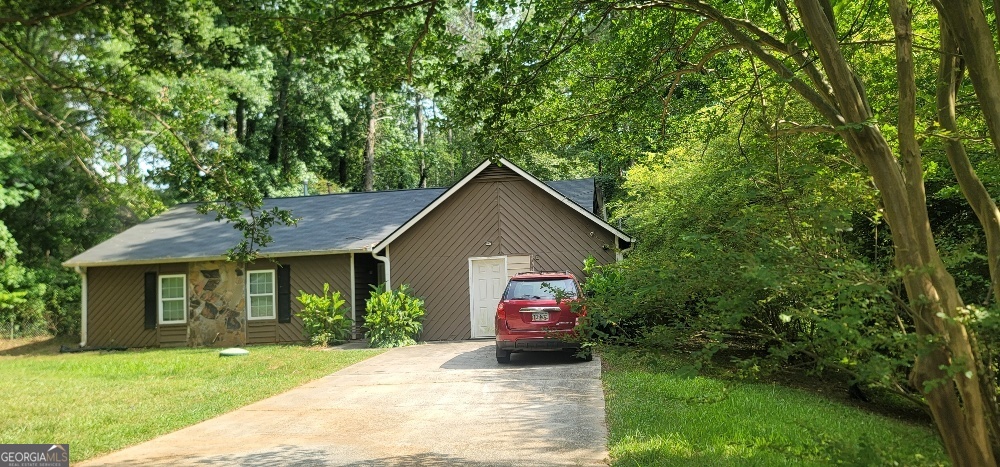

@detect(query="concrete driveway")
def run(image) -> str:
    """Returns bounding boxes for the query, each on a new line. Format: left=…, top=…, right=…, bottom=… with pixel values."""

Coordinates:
left=82, top=341, right=608, bottom=466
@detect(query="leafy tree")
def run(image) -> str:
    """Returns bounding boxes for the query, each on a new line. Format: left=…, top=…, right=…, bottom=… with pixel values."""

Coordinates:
left=459, top=0, right=1000, bottom=463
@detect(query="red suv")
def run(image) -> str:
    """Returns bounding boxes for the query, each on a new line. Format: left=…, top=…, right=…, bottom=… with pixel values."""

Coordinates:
left=495, top=271, right=591, bottom=363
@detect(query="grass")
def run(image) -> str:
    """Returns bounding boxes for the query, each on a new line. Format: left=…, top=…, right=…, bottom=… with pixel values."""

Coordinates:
left=0, top=341, right=383, bottom=462
left=602, top=349, right=950, bottom=466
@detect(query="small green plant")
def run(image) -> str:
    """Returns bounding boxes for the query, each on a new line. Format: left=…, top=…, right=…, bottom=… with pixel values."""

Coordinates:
left=296, top=283, right=352, bottom=346
left=364, top=284, right=425, bottom=348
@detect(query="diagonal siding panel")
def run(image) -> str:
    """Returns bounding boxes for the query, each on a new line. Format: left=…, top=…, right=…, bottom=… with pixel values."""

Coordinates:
left=392, top=180, right=501, bottom=340
left=88, top=265, right=159, bottom=347
left=499, top=180, right=616, bottom=278
left=276, top=254, right=352, bottom=343
left=391, top=165, right=619, bottom=341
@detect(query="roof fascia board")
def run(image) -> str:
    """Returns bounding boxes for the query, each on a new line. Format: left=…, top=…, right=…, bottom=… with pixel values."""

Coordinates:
left=61, top=248, right=366, bottom=268
left=496, top=158, right=631, bottom=242
left=373, top=159, right=496, bottom=251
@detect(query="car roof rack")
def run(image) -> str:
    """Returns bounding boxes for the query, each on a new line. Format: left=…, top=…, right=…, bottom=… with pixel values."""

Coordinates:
left=514, top=270, right=573, bottom=276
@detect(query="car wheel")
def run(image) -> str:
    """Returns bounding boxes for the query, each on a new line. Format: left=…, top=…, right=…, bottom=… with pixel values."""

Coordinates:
left=496, top=348, right=511, bottom=364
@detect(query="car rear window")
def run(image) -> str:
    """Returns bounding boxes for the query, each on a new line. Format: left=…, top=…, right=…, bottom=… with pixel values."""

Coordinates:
left=504, top=278, right=578, bottom=300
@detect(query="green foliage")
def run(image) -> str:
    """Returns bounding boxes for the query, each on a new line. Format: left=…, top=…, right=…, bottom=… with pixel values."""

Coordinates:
left=364, top=284, right=425, bottom=348
left=577, top=138, right=923, bottom=394
left=296, top=283, right=353, bottom=346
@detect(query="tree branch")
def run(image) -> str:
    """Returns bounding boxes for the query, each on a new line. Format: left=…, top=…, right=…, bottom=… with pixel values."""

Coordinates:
left=0, top=1, right=96, bottom=27
left=406, top=0, right=438, bottom=83
left=769, top=120, right=837, bottom=136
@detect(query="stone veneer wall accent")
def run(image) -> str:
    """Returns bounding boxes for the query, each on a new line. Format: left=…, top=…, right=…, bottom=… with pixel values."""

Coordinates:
left=188, top=261, right=246, bottom=346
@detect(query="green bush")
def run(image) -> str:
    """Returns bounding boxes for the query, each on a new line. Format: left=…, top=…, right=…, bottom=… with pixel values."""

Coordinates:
left=296, top=283, right=352, bottom=346
left=576, top=148, right=925, bottom=394
left=364, top=284, right=424, bottom=348
left=39, top=266, right=81, bottom=336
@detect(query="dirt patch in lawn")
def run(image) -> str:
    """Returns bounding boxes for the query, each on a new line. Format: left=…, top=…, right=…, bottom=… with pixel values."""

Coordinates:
left=0, top=336, right=76, bottom=356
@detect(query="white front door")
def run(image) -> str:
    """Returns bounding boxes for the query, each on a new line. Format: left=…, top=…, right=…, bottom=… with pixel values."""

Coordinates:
left=470, top=257, right=505, bottom=338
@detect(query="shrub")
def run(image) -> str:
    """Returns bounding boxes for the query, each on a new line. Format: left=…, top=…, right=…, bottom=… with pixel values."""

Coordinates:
left=38, top=266, right=81, bottom=336
left=364, top=284, right=424, bottom=348
left=296, top=283, right=352, bottom=346
left=577, top=149, right=923, bottom=394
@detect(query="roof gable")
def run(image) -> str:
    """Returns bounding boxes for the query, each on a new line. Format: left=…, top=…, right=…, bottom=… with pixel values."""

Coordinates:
left=372, top=158, right=630, bottom=252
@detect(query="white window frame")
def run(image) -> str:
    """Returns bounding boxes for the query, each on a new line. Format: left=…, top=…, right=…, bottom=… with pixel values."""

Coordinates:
left=158, top=274, right=187, bottom=325
left=247, top=270, right=276, bottom=320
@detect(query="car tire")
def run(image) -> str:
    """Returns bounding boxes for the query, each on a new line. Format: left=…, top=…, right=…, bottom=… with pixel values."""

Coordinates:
left=496, top=348, right=512, bottom=364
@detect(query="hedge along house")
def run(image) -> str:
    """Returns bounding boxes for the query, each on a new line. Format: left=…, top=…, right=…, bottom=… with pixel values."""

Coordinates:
left=63, top=159, right=632, bottom=348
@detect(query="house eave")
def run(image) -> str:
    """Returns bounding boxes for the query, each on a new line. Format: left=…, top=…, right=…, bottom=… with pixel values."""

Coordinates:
left=61, top=248, right=370, bottom=269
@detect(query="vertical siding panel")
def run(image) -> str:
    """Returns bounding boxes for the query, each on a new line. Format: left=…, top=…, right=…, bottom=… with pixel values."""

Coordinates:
left=88, top=256, right=353, bottom=347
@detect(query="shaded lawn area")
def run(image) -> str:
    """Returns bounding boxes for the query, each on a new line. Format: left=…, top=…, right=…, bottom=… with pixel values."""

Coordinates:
left=602, top=349, right=949, bottom=466
left=0, top=343, right=383, bottom=462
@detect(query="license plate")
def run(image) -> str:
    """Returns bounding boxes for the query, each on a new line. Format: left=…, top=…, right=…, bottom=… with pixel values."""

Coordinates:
left=531, top=311, right=549, bottom=321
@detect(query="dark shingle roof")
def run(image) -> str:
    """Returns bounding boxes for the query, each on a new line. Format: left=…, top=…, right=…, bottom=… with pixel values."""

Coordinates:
left=63, top=180, right=595, bottom=267
left=545, top=179, right=594, bottom=212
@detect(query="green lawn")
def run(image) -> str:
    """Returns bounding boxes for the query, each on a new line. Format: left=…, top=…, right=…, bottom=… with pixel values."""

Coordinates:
left=602, top=349, right=949, bottom=466
left=0, top=344, right=383, bottom=462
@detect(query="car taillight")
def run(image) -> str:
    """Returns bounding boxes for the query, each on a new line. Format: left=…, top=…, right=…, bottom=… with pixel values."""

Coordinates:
left=496, top=302, right=506, bottom=320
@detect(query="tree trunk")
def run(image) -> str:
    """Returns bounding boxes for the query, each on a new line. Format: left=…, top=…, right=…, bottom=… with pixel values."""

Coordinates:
left=936, top=21, right=1000, bottom=456
left=793, top=0, right=997, bottom=463
left=932, top=3, right=1000, bottom=457
left=235, top=96, right=246, bottom=143
left=416, top=92, right=427, bottom=188
left=934, top=0, right=1000, bottom=156
left=338, top=123, right=350, bottom=187
left=269, top=50, right=293, bottom=172
left=364, top=92, right=379, bottom=192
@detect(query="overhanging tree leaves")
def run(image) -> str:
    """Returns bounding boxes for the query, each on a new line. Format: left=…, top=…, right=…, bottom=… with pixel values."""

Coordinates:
left=463, top=0, right=1000, bottom=463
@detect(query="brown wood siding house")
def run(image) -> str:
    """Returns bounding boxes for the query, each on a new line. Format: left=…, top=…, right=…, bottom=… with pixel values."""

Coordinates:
left=64, top=159, right=631, bottom=347
left=390, top=165, right=618, bottom=340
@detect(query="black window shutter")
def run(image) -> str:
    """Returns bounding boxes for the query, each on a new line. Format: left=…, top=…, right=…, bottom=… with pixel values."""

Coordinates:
left=144, top=272, right=157, bottom=329
left=277, top=265, right=291, bottom=323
